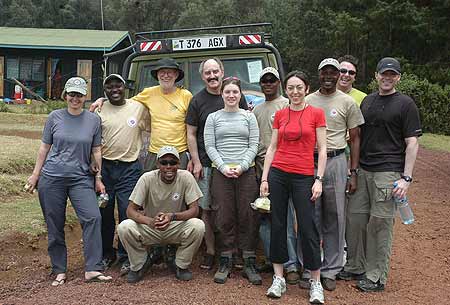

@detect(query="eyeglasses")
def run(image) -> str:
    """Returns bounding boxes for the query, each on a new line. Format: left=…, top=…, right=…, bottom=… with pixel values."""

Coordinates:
left=159, top=159, right=178, bottom=166
left=339, top=68, right=356, bottom=76
left=67, top=92, right=84, bottom=98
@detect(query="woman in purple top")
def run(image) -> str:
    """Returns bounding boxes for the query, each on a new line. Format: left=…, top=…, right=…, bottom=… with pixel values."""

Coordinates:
left=27, top=77, right=112, bottom=286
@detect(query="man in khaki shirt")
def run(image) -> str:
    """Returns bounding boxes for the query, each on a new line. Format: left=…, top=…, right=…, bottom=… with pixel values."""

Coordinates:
left=118, top=146, right=205, bottom=283
left=95, top=74, right=150, bottom=274
left=301, top=58, right=364, bottom=291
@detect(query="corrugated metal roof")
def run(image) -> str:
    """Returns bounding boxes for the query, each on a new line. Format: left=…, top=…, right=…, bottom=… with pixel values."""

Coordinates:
left=0, top=27, right=132, bottom=51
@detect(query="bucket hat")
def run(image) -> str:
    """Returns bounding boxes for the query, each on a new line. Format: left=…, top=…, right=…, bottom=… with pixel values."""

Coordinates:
left=151, top=58, right=184, bottom=82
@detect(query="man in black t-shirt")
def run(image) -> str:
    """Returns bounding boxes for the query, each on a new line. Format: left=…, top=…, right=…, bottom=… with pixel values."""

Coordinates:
left=185, top=58, right=248, bottom=271
left=341, top=57, right=422, bottom=292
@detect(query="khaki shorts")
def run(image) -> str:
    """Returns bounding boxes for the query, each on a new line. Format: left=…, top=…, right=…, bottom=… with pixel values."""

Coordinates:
left=347, top=169, right=401, bottom=218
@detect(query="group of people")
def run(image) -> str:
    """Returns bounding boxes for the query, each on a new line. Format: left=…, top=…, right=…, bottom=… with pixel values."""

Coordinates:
left=26, top=54, right=421, bottom=305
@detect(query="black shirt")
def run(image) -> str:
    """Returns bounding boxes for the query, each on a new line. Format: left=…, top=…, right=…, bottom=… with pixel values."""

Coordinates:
left=185, top=88, right=248, bottom=167
left=360, top=91, right=422, bottom=172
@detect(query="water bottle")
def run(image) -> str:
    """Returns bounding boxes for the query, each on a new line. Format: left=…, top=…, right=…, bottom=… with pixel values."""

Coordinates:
left=392, top=182, right=414, bottom=225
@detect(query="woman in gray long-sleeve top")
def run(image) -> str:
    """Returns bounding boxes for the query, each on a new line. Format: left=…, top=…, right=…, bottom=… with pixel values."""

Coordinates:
left=204, top=77, right=261, bottom=285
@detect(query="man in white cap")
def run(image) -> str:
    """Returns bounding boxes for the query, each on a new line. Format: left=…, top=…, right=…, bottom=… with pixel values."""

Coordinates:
left=349, top=57, right=421, bottom=292
left=299, top=58, right=364, bottom=291
left=94, top=74, right=150, bottom=275
left=253, top=67, right=301, bottom=284
left=118, top=146, right=205, bottom=283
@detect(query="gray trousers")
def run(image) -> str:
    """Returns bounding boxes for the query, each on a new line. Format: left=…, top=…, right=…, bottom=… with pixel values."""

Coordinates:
left=298, top=153, right=347, bottom=279
left=38, top=174, right=103, bottom=274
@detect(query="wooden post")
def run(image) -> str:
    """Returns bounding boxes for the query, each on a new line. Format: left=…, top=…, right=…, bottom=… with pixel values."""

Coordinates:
left=47, top=58, right=52, bottom=99
left=0, top=56, right=4, bottom=97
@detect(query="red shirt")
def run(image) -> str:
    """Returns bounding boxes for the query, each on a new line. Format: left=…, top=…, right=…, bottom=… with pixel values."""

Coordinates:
left=271, top=105, right=326, bottom=175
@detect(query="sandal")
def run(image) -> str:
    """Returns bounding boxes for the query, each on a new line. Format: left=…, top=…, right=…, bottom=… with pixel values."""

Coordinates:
left=85, top=272, right=113, bottom=283
left=51, top=274, right=66, bottom=287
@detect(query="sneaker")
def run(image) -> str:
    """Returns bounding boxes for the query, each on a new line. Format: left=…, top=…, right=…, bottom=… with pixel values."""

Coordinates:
left=299, top=275, right=311, bottom=289
left=309, top=279, right=325, bottom=304
left=175, top=266, right=193, bottom=281
left=321, top=277, right=336, bottom=291
left=101, top=256, right=116, bottom=270
left=266, top=275, right=287, bottom=298
left=127, top=254, right=153, bottom=283
left=200, top=254, right=215, bottom=270
left=119, top=259, right=131, bottom=277
left=337, top=270, right=365, bottom=281
left=356, top=278, right=385, bottom=292
left=242, top=257, right=262, bottom=285
left=214, top=256, right=232, bottom=284
left=286, top=270, right=300, bottom=284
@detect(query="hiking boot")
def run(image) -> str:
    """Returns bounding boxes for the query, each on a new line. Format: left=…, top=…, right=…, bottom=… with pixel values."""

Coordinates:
left=266, top=275, right=286, bottom=298
left=256, top=262, right=273, bottom=273
left=214, top=256, right=232, bottom=284
left=242, top=257, right=262, bottom=285
left=286, top=270, right=300, bottom=284
left=299, top=275, right=311, bottom=289
left=148, top=246, right=164, bottom=265
left=200, top=254, right=214, bottom=270
left=101, top=256, right=116, bottom=270
left=165, top=245, right=177, bottom=273
left=309, top=279, right=325, bottom=304
left=357, top=278, right=385, bottom=292
left=321, top=277, right=336, bottom=291
left=337, top=270, right=365, bottom=281
left=127, top=254, right=153, bottom=283
left=119, top=259, right=131, bottom=277
left=175, top=266, right=193, bottom=281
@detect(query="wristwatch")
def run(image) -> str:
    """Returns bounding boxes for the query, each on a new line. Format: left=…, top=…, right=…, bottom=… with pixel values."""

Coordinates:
left=171, top=213, right=177, bottom=221
left=401, top=175, right=413, bottom=182
left=350, top=168, right=359, bottom=176
left=314, top=175, right=324, bottom=182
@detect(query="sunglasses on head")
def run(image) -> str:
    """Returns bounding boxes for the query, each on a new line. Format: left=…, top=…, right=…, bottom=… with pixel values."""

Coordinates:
left=159, top=159, right=178, bottom=166
left=339, top=68, right=356, bottom=76
left=223, top=76, right=240, bottom=81
left=67, top=92, right=84, bottom=98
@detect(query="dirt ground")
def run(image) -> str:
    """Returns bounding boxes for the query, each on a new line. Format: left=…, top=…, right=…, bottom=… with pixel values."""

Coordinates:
left=1, top=147, right=449, bottom=305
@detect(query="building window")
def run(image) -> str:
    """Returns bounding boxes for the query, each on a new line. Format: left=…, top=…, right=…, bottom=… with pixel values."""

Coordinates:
left=6, top=57, right=45, bottom=81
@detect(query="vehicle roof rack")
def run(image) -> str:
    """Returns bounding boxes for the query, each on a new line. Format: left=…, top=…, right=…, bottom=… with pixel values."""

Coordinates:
left=135, top=23, right=273, bottom=41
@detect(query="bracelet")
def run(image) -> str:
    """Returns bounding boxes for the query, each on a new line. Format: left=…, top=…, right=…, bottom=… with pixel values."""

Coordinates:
left=171, top=213, right=176, bottom=221
left=95, top=175, right=102, bottom=179
left=261, top=180, right=268, bottom=183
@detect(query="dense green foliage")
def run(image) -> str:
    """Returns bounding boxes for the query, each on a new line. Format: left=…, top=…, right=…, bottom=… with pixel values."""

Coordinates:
left=369, top=73, right=450, bottom=135
left=1, top=0, right=449, bottom=133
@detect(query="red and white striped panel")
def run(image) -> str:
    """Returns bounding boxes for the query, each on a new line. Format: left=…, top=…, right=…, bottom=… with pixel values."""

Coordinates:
left=140, top=41, right=162, bottom=52
left=239, top=34, right=262, bottom=45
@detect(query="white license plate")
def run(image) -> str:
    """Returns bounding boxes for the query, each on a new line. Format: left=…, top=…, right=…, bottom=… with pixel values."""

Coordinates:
left=172, top=36, right=226, bottom=51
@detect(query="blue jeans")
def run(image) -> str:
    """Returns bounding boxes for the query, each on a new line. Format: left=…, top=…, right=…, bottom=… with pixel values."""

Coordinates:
left=259, top=199, right=300, bottom=272
left=101, top=159, right=142, bottom=260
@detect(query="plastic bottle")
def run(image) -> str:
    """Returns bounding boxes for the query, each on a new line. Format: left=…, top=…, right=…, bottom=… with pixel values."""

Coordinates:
left=392, top=182, right=414, bottom=225
left=97, top=193, right=109, bottom=208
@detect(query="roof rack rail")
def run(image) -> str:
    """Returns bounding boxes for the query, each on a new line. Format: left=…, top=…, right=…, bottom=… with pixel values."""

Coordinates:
left=135, top=23, right=272, bottom=41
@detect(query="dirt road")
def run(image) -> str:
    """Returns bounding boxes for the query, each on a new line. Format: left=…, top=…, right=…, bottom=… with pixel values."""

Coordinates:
left=1, top=147, right=449, bottom=305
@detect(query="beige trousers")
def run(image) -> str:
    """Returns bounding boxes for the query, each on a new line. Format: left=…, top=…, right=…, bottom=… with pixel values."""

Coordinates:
left=118, top=218, right=205, bottom=271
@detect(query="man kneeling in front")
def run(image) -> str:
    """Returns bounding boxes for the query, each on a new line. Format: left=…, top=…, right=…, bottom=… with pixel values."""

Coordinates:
left=118, top=146, right=205, bottom=283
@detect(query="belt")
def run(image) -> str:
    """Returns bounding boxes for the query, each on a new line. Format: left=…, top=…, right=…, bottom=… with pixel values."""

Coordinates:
left=103, top=158, right=137, bottom=165
left=314, top=148, right=345, bottom=159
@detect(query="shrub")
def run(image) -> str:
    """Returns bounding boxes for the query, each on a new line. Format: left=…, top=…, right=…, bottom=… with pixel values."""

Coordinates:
left=368, top=73, right=450, bottom=135
left=0, top=102, right=9, bottom=113
left=25, top=100, right=67, bottom=114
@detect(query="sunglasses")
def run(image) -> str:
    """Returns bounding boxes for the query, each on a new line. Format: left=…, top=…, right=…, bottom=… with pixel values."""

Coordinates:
left=159, top=160, right=178, bottom=166
left=339, top=68, right=356, bottom=76
left=67, top=92, right=84, bottom=98
left=223, top=76, right=240, bottom=82
left=261, top=78, right=278, bottom=84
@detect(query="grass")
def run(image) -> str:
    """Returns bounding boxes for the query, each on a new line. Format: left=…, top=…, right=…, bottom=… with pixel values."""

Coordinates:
left=420, top=133, right=450, bottom=153
left=0, top=136, right=41, bottom=175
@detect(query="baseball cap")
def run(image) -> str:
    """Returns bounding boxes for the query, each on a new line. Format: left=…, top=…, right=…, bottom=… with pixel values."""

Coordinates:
left=103, top=74, right=126, bottom=86
left=318, top=58, right=340, bottom=71
left=63, top=77, right=87, bottom=96
left=259, top=67, right=280, bottom=80
left=377, top=57, right=401, bottom=74
left=157, top=146, right=180, bottom=160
